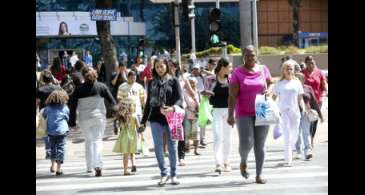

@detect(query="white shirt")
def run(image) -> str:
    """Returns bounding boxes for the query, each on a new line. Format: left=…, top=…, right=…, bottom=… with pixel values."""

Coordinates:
left=117, top=82, right=145, bottom=116
left=191, top=75, right=205, bottom=93
left=273, top=79, right=304, bottom=113
left=70, top=55, right=79, bottom=67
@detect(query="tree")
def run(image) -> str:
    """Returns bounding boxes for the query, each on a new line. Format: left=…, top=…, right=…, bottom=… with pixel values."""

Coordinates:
left=96, top=0, right=118, bottom=88
left=288, top=0, right=304, bottom=46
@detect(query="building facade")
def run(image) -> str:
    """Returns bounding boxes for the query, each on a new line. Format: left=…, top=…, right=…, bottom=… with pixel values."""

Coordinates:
left=36, top=0, right=327, bottom=67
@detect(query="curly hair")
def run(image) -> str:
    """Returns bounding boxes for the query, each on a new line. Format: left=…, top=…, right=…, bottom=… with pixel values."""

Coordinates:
left=45, top=90, right=69, bottom=106
left=82, top=66, right=98, bottom=84
left=116, top=99, right=136, bottom=125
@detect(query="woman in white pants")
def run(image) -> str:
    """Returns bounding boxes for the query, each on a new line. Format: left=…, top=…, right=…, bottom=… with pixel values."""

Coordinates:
left=69, top=67, right=117, bottom=176
left=272, top=60, right=307, bottom=166
left=204, top=58, right=232, bottom=174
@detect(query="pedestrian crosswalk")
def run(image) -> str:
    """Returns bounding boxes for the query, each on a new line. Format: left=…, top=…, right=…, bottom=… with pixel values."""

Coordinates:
left=36, top=146, right=328, bottom=195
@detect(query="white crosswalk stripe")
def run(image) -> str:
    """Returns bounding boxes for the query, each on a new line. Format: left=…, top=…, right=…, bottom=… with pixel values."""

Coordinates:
left=36, top=149, right=328, bottom=194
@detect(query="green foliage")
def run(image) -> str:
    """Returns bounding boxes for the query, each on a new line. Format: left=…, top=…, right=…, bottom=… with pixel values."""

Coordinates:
left=259, top=47, right=281, bottom=55
left=182, top=45, right=327, bottom=58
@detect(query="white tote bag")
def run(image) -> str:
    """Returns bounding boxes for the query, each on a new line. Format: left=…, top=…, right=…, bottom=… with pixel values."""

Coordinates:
left=255, top=65, right=280, bottom=126
left=255, top=94, right=280, bottom=126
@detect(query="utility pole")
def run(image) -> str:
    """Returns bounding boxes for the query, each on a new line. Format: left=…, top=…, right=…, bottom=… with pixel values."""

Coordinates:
left=216, top=0, right=220, bottom=8
left=252, top=0, right=259, bottom=52
left=190, top=0, right=196, bottom=54
left=239, top=0, right=259, bottom=56
left=174, top=0, right=182, bottom=70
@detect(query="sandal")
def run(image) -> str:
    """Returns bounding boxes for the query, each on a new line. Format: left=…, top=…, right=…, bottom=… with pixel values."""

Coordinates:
left=255, top=176, right=267, bottom=184
left=240, top=163, right=249, bottom=179
left=158, top=176, right=170, bottom=187
left=124, top=172, right=131, bottom=176
left=55, top=171, right=63, bottom=176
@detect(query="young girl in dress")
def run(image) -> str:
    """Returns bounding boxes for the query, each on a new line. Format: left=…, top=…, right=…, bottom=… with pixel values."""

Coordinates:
left=113, top=98, right=139, bottom=175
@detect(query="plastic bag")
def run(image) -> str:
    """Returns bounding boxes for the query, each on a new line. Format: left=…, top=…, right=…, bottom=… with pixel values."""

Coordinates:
left=36, top=109, right=47, bottom=138
left=305, top=109, right=319, bottom=122
left=137, top=138, right=150, bottom=157
left=273, top=124, right=282, bottom=139
left=198, top=96, right=213, bottom=127
left=255, top=94, right=280, bottom=126
left=165, top=106, right=185, bottom=141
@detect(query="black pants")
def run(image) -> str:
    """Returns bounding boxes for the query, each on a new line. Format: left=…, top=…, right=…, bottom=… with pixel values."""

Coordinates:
left=178, top=140, right=185, bottom=160
left=310, top=120, right=318, bottom=138
left=310, top=101, right=323, bottom=138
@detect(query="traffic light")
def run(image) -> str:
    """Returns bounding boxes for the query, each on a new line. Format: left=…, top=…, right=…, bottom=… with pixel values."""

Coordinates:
left=137, top=39, right=144, bottom=57
left=209, top=8, right=221, bottom=46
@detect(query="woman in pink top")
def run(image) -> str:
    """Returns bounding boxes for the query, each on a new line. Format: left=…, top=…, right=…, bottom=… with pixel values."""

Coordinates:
left=228, top=45, right=273, bottom=184
left=303, top=56, right=327, bottom=146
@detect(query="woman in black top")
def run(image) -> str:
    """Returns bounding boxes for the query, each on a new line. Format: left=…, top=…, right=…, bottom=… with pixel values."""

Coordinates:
left=69, top=67, right=117, bottom=177
left=140, top=57, right=183, bottom=186
left=204, top=58, right=233, bottom=174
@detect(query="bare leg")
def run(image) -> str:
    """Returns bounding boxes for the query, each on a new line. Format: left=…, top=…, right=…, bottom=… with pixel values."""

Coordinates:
left=50, top=160, right=56, bottom=172
left=193, top=140, right=200, bottom=155
left=123, top=154, right=130, bottom=175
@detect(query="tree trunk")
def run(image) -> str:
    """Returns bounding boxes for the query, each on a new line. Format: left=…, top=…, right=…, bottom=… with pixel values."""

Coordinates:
left=292, top=6, right=300, bottom=46
left=96, top=0, right=118, bottom=88
left=289, top=0, right=303, bottom=47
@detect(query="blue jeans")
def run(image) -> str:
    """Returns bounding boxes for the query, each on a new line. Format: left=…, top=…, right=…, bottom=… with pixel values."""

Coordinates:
left=150, top=122, right=177, bottom=177
left=295, top=113, right=312, bottom=156
left=49, top=135, right=67, bottom=164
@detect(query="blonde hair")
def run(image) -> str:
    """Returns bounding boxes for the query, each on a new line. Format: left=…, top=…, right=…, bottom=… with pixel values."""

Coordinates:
left=45, top=90, right=69, bottom=105
left=116, top=98, right=136, bottom=125
left=280, top=59, right=298, bottom=81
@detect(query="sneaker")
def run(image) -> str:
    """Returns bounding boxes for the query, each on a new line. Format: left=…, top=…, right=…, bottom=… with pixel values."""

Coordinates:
left=200, top=140, right=207, bottom=146
left=294, top=153, right=301, bottom=160
left=223, top=164, right=232, bottom=172
left=179, top=159, right=186, bottom=166
left=305, top=154, right=313, bottom=160
left=215, top=164, right=222, bottom=175
left=171, top=176, right=180, bottom=185
left=86, top=167, right=93, bottom=173
left=95, top=167, right=102, bottom=177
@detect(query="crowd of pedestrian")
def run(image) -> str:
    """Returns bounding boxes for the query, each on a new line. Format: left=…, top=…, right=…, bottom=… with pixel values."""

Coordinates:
left=36, top=45, right=327, bottom=186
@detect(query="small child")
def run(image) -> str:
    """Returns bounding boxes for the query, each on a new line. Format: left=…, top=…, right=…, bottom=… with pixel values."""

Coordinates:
left=42, top=90, right=70, bottom=176
left=113, top=98, right=139, bottom=175
left=183, top=77, right=201, bottom=156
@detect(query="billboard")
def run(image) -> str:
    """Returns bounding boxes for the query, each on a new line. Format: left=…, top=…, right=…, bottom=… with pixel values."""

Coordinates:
left=36, top=12, right=146, bottom=37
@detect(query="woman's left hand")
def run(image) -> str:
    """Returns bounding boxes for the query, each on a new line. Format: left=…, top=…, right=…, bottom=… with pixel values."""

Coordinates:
left=161, top=106, right=174, bottom=115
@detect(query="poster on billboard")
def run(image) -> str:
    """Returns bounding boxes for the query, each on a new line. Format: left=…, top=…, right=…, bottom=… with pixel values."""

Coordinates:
left=36, top=20, right=97, bottom=36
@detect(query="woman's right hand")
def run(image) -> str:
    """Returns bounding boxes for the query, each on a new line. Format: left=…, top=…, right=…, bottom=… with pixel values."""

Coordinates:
left=227, top=115, right=235, bottom=128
